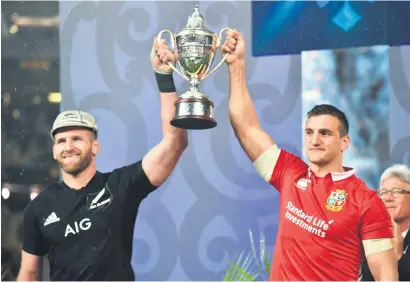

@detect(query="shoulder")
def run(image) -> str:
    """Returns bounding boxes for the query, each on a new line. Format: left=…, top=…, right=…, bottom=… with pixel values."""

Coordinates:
left=352, top=178, right=379, bottom=200
left=103, top=160, right=155, bottom=189
left=109, top=160, right=143, bottom=174
left=347, top=178, right=390, bottom=219
left=105, top=160, right=144, bottom=181
left=25, top=183, right=61, bottom=213
left=253, top=145, right=307, bottom=182
left=344, top=176, right=375, bottom=197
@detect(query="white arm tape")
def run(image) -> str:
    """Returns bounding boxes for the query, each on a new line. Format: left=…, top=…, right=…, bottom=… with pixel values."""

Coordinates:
left=252, top=144, right=281, bottom=182
left=362, top=238, right=393, bottom=257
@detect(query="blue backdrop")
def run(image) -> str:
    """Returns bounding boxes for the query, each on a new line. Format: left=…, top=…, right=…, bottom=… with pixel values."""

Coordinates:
left=252, top=1, right=410, bottom=56
left=59, top=1, right=409, bottom=280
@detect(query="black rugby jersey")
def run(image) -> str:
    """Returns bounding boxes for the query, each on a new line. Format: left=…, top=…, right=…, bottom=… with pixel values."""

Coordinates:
left=22, top=161, right=158, bottom=281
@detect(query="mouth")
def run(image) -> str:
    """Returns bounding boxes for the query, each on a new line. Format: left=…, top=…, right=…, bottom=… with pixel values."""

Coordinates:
left=62, top=155, right=79, bottom=161
left=309, top=148, right=325, bottom=152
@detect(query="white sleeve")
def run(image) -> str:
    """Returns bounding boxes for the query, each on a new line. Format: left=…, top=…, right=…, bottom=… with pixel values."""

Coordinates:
left=252, top=144, right=281, bottom=182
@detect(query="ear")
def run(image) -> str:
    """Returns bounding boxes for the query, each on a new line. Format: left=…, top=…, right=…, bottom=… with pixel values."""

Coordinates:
left=92, top=140, right=100, bottom=156
left=52, top=144, right=57, bottom=161
left=340, top=135, right=350, bottom=152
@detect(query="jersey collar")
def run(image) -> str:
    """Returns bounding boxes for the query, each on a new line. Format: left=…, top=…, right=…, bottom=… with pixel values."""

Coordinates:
left=60, top=171, right=102, bottom=191
left=308, top=167, right=355, bottom=182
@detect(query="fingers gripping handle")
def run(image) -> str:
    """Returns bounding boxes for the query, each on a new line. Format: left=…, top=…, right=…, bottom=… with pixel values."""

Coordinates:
left=157, top=29, right=189, bottom=81
left=202, top=27, right=233, bottom=80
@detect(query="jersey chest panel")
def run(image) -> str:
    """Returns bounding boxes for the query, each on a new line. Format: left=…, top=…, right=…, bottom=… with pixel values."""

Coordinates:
left=39, top=183, right=120, bottom=245
left=281, top=174, right=360, bottom=244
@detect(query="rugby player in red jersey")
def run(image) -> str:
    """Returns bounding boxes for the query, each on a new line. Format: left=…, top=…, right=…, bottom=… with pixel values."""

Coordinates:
left=222, top=30, right=398, bottom=281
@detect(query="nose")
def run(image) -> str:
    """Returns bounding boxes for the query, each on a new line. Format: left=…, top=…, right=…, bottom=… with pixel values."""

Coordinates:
left=310, top=132, right=320, bottom=146
left=382, top=192, right=394, bottom=202
left=64, top=139, right=75, bottom=151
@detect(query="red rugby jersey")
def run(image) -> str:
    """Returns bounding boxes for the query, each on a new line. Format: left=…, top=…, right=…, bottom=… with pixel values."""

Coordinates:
left=268, top=149, right=393, bottom=281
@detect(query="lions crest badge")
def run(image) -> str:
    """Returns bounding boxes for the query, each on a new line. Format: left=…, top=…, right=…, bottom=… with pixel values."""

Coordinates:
left=325, top=189, right=348, bottom=212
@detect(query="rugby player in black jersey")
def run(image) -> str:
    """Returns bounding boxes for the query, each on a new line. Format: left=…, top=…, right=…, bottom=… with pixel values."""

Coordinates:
left=17, top=38, right=187, bottom=281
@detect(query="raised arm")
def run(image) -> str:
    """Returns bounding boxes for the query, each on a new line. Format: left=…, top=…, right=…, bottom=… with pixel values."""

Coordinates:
left=142, top=38, right=188, bottom=187
left=222, top=31, right=275, bottom=163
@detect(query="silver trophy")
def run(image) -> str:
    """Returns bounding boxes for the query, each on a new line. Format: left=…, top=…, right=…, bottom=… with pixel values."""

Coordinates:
left=157, top=6, right=233, bottom=130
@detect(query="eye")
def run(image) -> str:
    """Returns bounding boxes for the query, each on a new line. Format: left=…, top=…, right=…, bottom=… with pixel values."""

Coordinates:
left=319, top=130, right=332, bottom=136
left=392, top=188, right=404, bottom=195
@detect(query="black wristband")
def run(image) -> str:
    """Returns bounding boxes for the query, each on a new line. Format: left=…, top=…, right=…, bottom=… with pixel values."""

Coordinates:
left=155, top=72, right=176, bottom=93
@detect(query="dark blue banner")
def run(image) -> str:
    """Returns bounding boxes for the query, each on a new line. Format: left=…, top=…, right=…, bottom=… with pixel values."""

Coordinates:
left=252, top=1, right=410, bottom=56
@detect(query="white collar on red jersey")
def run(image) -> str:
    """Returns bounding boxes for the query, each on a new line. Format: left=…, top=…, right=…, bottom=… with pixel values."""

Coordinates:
left=308, top=167, right=355, bottom=182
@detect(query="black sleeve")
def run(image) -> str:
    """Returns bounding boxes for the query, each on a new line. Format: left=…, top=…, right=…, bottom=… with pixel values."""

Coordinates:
left=22, top=204, right=48, bottom=256
left=398, top=252, right=410, bottom=281
left=115, top=160, right=158, bottom=200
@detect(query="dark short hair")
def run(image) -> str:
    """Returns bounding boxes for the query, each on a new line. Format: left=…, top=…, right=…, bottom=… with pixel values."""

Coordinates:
left=307, top=104, right=349, bottom=136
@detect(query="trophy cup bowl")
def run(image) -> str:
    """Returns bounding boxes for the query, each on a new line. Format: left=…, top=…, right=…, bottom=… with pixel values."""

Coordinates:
left=157, top=6, right=232, bottom=130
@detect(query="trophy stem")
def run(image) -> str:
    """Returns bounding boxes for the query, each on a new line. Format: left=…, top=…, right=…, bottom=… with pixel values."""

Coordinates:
left=171, top=74, right=216, bottom=130
left=189, top=76, right=200, bottom=88
left=187, top=76, right=203, bottom=98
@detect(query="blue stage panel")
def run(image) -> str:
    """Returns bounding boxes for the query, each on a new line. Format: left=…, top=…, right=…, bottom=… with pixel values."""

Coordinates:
left=251, top=1, right=410, bottom=57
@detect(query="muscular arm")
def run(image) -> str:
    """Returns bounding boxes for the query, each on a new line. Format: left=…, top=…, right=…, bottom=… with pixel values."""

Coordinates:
left=363, top=239, right=398, bottom=281
left=142, top=91, right=188, bottom=187
left=17, top=251, right=41, bottom=281
left=366, top=249, right=398, bottom=281
left=228, top=63, right=275, bottom=162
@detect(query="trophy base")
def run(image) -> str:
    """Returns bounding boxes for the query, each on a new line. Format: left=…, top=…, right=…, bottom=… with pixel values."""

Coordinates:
left=171, top=115, right=217, bottom=130
left=170, top=92, right=216, bottom=130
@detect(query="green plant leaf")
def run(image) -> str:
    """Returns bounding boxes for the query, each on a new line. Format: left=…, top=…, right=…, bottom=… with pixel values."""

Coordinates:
left=223, top=251, right=258, bottom=281
left=259, top=232, right=271, bottom=274
left=222, top=229, right=272, bottom=281
left=228, top=262, right=256, bottom=281
left=249, top=229, right=263, bottom=274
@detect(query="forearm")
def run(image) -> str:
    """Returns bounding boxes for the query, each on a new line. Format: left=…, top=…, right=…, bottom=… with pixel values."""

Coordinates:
left=159, top=91, right=188, bottom=150
left=228, top=63, right=275, bottom=161
left=141, top=88, right=187, bottom=187
left=228, top=63, right=261, bottom=134
left=17, top=270, right=38, bottom=281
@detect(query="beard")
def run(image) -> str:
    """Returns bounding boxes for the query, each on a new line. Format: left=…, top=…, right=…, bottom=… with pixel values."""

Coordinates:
left=57, top=151, right=93, bottom=176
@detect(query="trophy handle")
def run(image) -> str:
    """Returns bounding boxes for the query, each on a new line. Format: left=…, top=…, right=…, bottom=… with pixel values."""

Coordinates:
left=157, top=29, right=190, bottom=81
left=202, top=27, right=233, bottom=80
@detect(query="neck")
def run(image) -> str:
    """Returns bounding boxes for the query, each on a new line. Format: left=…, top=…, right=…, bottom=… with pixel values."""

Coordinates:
left=397, top=217, right=410, bottom=234
left=61, top=163, right=97, bottom=190
left=309, top=159, right=345, bottom=177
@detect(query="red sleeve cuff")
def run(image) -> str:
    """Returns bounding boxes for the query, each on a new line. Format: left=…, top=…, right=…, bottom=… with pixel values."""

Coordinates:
left=361, top=225, right=393, bottom=240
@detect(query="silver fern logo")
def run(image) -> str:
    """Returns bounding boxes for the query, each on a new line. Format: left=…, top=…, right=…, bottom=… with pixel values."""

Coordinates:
left=316, top=1, right=374, bottom=32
